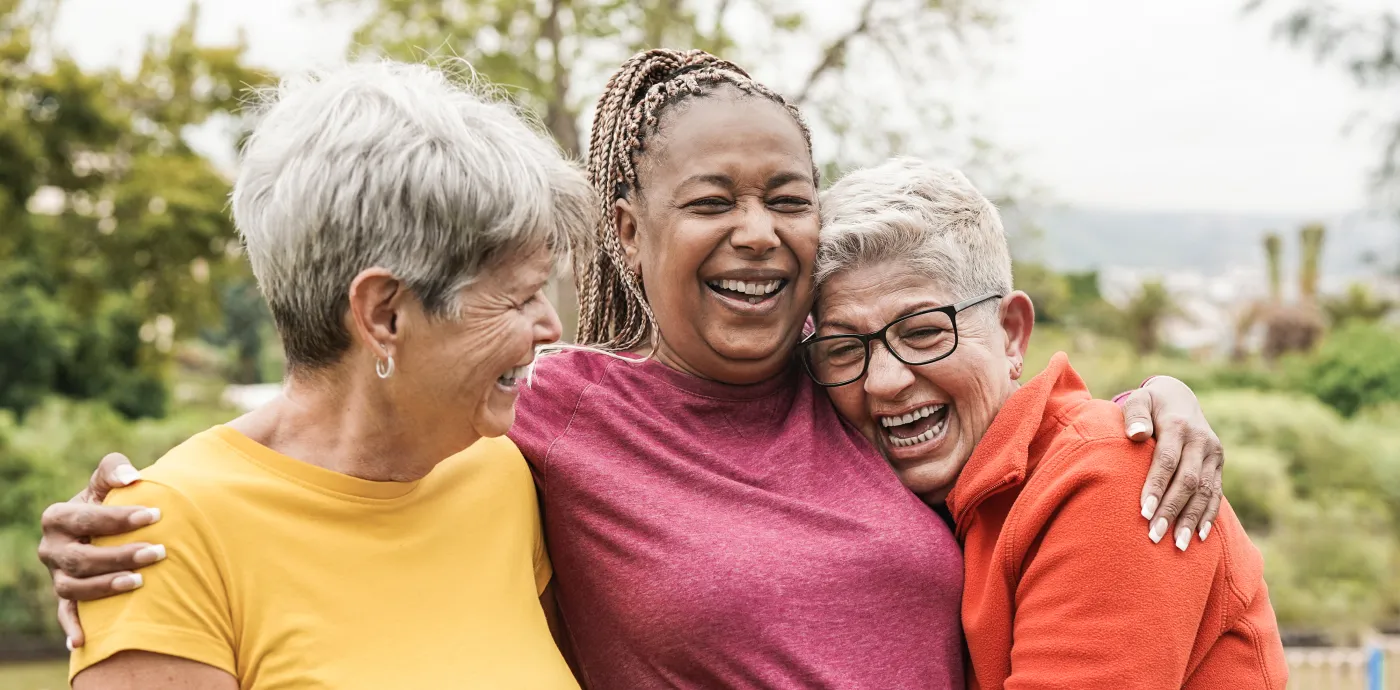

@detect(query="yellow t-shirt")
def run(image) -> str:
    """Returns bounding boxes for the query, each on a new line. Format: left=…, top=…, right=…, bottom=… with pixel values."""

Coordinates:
left=71, top=426, right=578, bottom=689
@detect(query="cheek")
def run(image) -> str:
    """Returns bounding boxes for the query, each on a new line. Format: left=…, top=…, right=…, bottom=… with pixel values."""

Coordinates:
left=780, top=217, right=820, bottom=266
left=827, top=387, right=871, bottom=430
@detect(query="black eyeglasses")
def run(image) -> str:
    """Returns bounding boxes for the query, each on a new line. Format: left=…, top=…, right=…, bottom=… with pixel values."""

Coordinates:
left=799, top=293, right=1003, bottom=387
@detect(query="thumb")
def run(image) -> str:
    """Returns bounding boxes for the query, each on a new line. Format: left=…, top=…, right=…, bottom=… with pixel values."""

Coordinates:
left=83, top=453, right=141, bottom=503
left=1119, top=388, right=1154, bottom=442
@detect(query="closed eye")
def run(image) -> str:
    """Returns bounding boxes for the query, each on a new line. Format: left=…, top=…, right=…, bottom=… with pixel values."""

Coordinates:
left=768, top=196, right=812, bottom=212
left=685, top=197, right=733, bottom=213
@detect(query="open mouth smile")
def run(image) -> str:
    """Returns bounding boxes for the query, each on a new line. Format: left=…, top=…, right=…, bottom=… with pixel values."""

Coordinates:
left=878, top=403, right=950, bottom=448
left=705, top=278, right=789, bottom=306
left=496, top=363, right=531, bottom=390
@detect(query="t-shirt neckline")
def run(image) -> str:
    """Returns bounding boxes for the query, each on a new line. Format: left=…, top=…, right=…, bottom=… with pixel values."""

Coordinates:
left=210, top=425, right=422, bottom=500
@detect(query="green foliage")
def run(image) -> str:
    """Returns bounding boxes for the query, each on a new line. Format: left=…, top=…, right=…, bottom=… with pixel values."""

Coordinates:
left=0, top=1, right=273, bottom=418
left=0, top=397, right=235, bottom=638
left=1291, top=322, right=1400, bottom=417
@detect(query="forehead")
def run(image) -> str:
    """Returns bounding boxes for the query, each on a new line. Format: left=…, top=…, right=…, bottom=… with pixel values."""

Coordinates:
left=817, top=261, right=957, bottom=331
left=481, top=246, right=553, bottom=287
left=639, top=94, right=811, bottom=185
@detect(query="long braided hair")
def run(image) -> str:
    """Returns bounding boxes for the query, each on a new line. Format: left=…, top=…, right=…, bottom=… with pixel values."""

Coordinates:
left=575, top=49, right=815, bottom=350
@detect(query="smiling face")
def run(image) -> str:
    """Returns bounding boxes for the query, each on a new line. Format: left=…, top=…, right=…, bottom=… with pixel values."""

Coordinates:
left=816, top=260, right=1034, bottom=503
left=395, top=247, right=562, bottom=442
left=616, top=91, right=819, bottom=385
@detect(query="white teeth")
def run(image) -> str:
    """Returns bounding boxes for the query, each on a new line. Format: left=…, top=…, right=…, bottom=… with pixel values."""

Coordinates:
left=498, top=364, right=530, bottom=384
left=708, top=279, right=783, bottom=297
left=879, top=404, right=946, bottom=428
left=887, top=416, right=948, bottom=447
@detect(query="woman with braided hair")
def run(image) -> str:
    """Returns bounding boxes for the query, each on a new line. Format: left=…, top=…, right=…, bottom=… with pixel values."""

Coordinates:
left=40, top=50, right=1230, bottom=688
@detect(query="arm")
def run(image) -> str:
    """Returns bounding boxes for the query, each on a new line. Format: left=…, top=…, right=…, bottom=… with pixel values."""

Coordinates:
left=38, top=453, right=166, bottom=647
left=73, top=651, right=237, bottom=690
left=1007, top=439, right=1218, bottom=689
left=1116, top=375, right=1225, bottom=550
left=68, top=480, right=237, bottom=685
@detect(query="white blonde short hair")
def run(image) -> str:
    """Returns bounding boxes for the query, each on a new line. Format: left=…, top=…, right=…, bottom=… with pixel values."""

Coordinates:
left=231, top=60, right=595, bottom=370
left=816, top=156, right=1012, bottom=304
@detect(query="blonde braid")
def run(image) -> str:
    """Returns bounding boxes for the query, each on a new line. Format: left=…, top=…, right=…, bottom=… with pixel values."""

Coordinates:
left=575, top=49, right=815, bottom=350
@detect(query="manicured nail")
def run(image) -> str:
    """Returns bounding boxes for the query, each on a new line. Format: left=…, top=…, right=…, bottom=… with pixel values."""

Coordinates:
left=1199, top=521, right=1212, bottom=542
left=65, top=637, right=74, bottom=652
left=134, top=544, right=167, bottom=565
left=1140, top=495, right=1158, bottom=520
left=1175, top=527, right=1191, bottom=552
left=130, top=508, right=161, bottom=526
left=112, top=573, right=143, bottom=592
left=113, top=465, right=141, bottom=486
left=1149, top=517, right=1168, bottom=543
left=1127, top=421, right=1150, bottom=438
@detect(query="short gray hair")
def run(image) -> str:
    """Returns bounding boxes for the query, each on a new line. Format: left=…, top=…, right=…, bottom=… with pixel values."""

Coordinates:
left=815, top=157, right=1012, bottom=304
left=231, top=60, right=596, bottom=371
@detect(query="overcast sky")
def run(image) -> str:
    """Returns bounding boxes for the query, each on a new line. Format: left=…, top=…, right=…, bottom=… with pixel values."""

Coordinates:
left=50, top=0, right=1385, bottom=216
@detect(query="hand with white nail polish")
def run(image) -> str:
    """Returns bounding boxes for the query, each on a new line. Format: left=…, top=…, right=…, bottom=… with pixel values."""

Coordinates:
left=1119, top=375, right=1228, bottom=553
left=37, top=452, right=161, bottom=648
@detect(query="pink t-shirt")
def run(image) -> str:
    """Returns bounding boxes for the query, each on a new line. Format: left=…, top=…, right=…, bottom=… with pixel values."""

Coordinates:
left=510, top=350, right=965, bottom=689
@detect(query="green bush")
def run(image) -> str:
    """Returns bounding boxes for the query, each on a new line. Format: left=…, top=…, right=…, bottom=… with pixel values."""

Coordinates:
left=1291, top=322, right=1400, bottom=417
left=1220, top=445, right=1294, bottom=534
left=0, top=397, right=235, bottom=639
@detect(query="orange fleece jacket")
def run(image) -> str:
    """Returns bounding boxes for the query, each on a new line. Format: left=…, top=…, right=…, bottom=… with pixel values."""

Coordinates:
left=947, top=353, right=1288, bottom=689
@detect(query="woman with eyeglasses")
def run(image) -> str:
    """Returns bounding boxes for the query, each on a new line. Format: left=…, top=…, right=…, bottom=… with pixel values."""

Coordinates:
left=805, top=157, right=1288, bottom=689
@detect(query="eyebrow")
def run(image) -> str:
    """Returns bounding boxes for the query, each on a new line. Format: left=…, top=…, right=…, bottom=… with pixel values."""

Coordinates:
left=676, top=170, right=814, bottom=191
left=766, top=171, right=813, bottom=190
left=817, top=300, right=950, bottom=335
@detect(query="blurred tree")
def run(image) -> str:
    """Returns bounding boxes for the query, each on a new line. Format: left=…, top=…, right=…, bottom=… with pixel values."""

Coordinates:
left=1324, top=282, right=1396, bottom=326
left=1295, top=321, right=1400, bottom=417
left=320, top=0, right=1005, bottom=338
left=1121, top=280, right=1183, bottom=356
left=0, top=0, right=274, bottom=417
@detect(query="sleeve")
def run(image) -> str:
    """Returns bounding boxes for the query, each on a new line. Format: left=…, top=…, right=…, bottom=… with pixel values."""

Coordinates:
left=70, top=480, right=236, bottom=681
left=531, top=495, right=553, bottom=596
left=1006, top=439, right=1217, bottom=689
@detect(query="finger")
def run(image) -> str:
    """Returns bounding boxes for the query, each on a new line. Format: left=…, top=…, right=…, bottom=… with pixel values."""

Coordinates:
left=58, top=599, right=84, bottom=648
left=1139, top=413, right=1186, bottom=522
left=1120, top=389, right=1155, bottom=442
left=1200, top=452, right=1225, bottom=541
left=47, top=541, right=166, bottom=579
left=53, top=569, right=146, bottom=602
left=86, top=453, right=141, bottom=503
left=1150, top=433, right=1206, bottom=545
left=40, top=502, right=161, bottom=542
left=1171, top=483, right=1212, bottom=552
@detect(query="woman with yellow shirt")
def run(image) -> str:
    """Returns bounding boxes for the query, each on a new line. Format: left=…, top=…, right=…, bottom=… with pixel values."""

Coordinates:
left=61, top=60, right=594, bottom=689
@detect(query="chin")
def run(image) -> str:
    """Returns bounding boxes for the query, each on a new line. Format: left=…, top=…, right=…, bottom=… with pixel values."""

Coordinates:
left=708, top=328, right=794, bottom=362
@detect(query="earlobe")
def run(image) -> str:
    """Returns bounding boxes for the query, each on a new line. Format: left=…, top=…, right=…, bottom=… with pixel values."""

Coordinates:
left=614, top=199, right=642, bottom=276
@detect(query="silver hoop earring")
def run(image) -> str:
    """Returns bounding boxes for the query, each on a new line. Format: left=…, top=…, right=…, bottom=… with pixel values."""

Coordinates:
left=376, top=355, right=395, bottom=379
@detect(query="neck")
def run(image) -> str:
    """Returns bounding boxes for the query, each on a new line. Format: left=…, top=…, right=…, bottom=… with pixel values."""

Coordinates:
left=647, top=338, right=792, bottom=386
left=229, top=366, right=478, bottom=483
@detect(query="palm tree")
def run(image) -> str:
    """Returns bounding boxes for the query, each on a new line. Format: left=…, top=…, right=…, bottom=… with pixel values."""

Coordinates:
left=1123, top=280, right=1185, bottom=356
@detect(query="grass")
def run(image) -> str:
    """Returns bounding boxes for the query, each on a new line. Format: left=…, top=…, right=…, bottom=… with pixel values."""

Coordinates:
left=0, top=660, right=67, bottom=690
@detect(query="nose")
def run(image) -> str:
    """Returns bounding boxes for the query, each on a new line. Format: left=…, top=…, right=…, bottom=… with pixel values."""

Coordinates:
left=533, top=291, right=564, bottom=346
left=729, top=199, right=780, bottom=256
left=864, top=343, right=916, bottom=400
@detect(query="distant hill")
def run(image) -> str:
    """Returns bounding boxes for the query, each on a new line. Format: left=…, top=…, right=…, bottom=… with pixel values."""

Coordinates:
left=1007, top=207, right=1399, bottom=285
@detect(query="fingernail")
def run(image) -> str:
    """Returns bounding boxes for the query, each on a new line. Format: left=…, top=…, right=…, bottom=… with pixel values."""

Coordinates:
left=1199, top=521, right=1212, bottom=542
left=1140, top=495, right=1158, bottom=520
left=130, top=508, right=161, bottom=526
left=1175, top=527, right=1191, bottom=552
left=112, top=573, right=143, bottom=592
left=65, top=637, right=74, bottom=652
left=1127, top=422, right=1150, bottom=438
left=1149, top=517, right=1168, bottom=543
left=134, top=544, right=167, bottom=565
left=113, top=465, right=142, bottom=486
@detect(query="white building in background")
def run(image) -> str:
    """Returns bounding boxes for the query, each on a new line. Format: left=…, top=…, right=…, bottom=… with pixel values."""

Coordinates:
left=222, top=383, right=282, bottom=412
left=1098, top=265, right=1270, bottom=357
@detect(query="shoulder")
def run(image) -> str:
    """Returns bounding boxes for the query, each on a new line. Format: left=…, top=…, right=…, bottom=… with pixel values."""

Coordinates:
left=110, top=428, right=250, bottom=511
left=1014, top=401, right=1154, bottom=535
left=511, top=348, right=626, bottom=465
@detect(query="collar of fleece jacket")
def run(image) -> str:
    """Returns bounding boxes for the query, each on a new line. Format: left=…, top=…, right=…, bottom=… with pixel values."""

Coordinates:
left=945, top=352, right=1088, bottom=540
